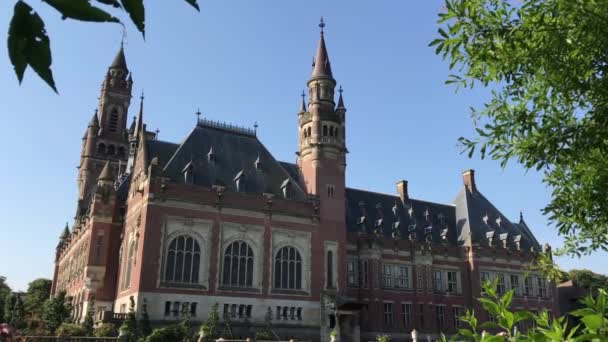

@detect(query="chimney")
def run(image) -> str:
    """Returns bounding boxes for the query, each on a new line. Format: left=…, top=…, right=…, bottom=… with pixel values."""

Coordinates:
left=396, top=180, right=408, bottom=202
left=462, top=169, right=476, bottom=193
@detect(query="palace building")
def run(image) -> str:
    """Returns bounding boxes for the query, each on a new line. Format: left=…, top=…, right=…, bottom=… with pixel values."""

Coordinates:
left=51, top=21, right=556, bottom=341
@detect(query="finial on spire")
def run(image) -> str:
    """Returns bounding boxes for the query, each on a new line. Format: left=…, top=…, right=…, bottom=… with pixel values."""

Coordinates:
left=337, top=85, right=346, bottom=109
left=196, top=108, right=202, bottom=124
left=319, top=17, right=325, bottom=34
left=254, top=122, right=258, bottom=136
left=300, top=90, right=307, bottom=113
left=140, top=90, right=144, bottom=101
left=339, top=85, right=343, bottom=94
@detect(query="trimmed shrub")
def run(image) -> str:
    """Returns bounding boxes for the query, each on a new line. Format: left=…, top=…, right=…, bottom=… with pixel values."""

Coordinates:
left=94, top=323, right=118, bottom=337
left=56, top=323, right=87, bottom=337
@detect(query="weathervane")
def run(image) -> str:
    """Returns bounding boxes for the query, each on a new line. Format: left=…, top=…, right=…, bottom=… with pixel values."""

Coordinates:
left=319, top=17, right=325, bottom=33
left=339, top=85, right=343, bottom=95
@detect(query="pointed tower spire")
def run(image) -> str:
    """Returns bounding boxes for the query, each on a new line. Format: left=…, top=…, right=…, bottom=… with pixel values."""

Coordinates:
left=60, top=223, right=70, bottom=240
left=135, top=91, right=144, bottom=136
left=89, top=109, right=100, bottom=128
left=98, top=160, right=114, bottom=182
left=311, top=17, right=333, bottom=79
left=110, top=43, right=128, bottom=71
left=300, top=90, right=307, bottom=113
left=336, top=85, right=346, bottom=109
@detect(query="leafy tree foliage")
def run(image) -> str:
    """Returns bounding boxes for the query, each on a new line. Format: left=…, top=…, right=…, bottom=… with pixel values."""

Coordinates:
left=120, top=296, right=138, bottom=341
left=561, top=269, right=608, bottom=290
left=431, top=0, right=608, bottom=256
left=199, top=302, right=219, bottom=341
left=0, top=276, right=11, bottom=324
left=3, top=294, right=16, bottom=324
left=56, top=323, right=87, bottom=337
left=139, top=301, right=152, bottom=338
left=94, top=322, right=118, bottom=337
left=24, top=278, right=51, bottom=320
left=41, top=291, right=71, bottom=333
left=82, top=296, right=95, bottom=336
left=12, top=296, right=25, bottom=328
left=453, top=280, right=608, bottom=341
left=7, top=0, right=200, bottom=92
left=145, top=324, right=189, bottom=342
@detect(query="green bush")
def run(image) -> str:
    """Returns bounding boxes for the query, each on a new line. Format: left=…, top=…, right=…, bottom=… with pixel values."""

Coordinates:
left=94, top=323, right=118, bottom=337
left=145, top=324, right=189, bottom=342
left=376, top=335, right=390, bottom=342
left=56, top=323, right=87, bottom=337
left=255, top=330, right=274, bottom=340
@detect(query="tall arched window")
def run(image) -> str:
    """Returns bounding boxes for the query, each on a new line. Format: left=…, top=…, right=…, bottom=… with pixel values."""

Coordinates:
left=307, top=127, right=311, bottom=137
left=108, top=108, right=119, bottom=132
left=164, top=235, right=201, bottom=284
left=107, top=145, right=115, bottom=155
left=274, top=246, right=302, bottom=289
left=222, top=240, right=254, bottom=287
left=326, top=251, right=334, bottom=288
left=97, top=143, right=106, bottom=154
left=122, top=241, right=135, bottom=289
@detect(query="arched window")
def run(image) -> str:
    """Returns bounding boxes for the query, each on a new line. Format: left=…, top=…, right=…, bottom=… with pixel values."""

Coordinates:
left=97, top=143, right=106, bottom=154
left=326, top=251, right=334, bottom=288
left=307, top=127, right=311, bottom=137
left=222, top=240, right=254, bottom=287
left=323, top=125, right=328, bottom=136
left=122, top=241, right=135, bottom=289
left=274, top=246, right=302, bottom=289
left=164, top=235, right=201, bottom=284
left=107, top=145, right=115, bottom=155
left=329, top=126, right=334, bottom=137
left=108, top=108, right=119, bottom=132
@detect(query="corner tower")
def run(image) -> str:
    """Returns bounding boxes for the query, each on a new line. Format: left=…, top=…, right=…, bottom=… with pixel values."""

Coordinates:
left=77, top=46, right=132, bottom=206
left=297, top=18, right=347, bottom=223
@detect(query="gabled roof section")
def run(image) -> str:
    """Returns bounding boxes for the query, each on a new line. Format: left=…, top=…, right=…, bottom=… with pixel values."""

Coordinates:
left=452, top=186, right=541, bottom=251
left=345, top=188, right=457, bottom=244
left=160, top=124, right=307, bottom=200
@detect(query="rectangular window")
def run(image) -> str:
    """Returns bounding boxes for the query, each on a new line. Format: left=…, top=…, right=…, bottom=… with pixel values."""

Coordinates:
left=497, top=273, right=506, bottom=295
left=397, top=266, right=409, bottom=289
left=402, top=303, right=412, bottom=327
left=538, top=278, right=547, bottom=298
left=347, top=261, right=357, bottom=287
left=447, top=271, right=458, bottom=293
left=246, top=305, right=252, bottom=318
left=383, top=303, right=394, bottom=326
left=190, top=303, right=197, bottom=317
left=417, top=268, right=424, bottom=291
left=164, top=302, right=171, bottom=316
left=276, top=306, right=281, bottom=320
left=230, top=304, right=237, bottom=318
left=452, top=307, right=464, bottom=328
left=362, top=261, right=369, bottom=288
left=510, top=274, right=520, bottom=295
left=296, top=307, right=302, bottom=320
left=524, top=276, right=532, bottom=296
left=120, top=304, right=126, bottom=313
left=382, top=264, right=393, bottom=288
left=238, top=305, right=245, bottom=318
left=480, top=271, right=490, bottom=286
left=436, top=305, right=445, bottom=330
left=433, top=270, right=443, bottom=293
left=172, top=302, right=180, bottom=317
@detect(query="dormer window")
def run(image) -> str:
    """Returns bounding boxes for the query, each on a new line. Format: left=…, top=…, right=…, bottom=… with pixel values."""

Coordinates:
left=486, top=231, right=495, bottom=246
left=182, top=161, right=194, bottom=184
left=440, top=228, right=448, bottom=242
left=207, top=147, right=215, bottom=162
left=234, top=170, right=245, bottom=192
left=499, top=233, right=509, bottom=248
left=280, top=179, right=292, bottom=199
left=254, top=154, right=262, bottom=170
left=513, top=235, right=522, bottom=251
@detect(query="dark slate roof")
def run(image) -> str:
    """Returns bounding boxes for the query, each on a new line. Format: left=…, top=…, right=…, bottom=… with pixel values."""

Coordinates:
left=453, top=188, right=540, bottom=250
left=345, top=188, right=458, bottom=244
left=279, top=161, right=300, bottom=183
left=147, top=140, right=179, bottom=169
left=158, top=124, right=307, bottom=200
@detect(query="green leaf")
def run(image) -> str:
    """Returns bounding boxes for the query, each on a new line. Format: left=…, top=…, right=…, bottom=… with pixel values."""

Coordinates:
left=95, top=0, right=121, bottom=8
left=184, top=0, right=199, bottom=11
left=500, top=289, right=514, bottom=308
left=580, top=314, right=602, bottom=331
left=120, top=0, right=145, bottom=37
left=8, top=1, right=57, bottom=92
left=42, top=0, right=120, bottom=22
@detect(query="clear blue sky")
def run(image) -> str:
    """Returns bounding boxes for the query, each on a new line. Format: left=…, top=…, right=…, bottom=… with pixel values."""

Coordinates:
left=0, top=0, right=605, bottom=291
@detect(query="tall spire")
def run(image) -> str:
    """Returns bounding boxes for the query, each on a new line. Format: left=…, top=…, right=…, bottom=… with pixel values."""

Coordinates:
left=98, top=160, right=114, bottom=182
left=311, top=17, right=333, bottom=79
left=110, top=43, right=128, bottom=71
left=300, top=90, right=307, bottom=112
left=135, top=91, right=144, bottom=136
left=88, top=109, right=100, bottom=128
left=336, top=85, right=346, bottom=109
